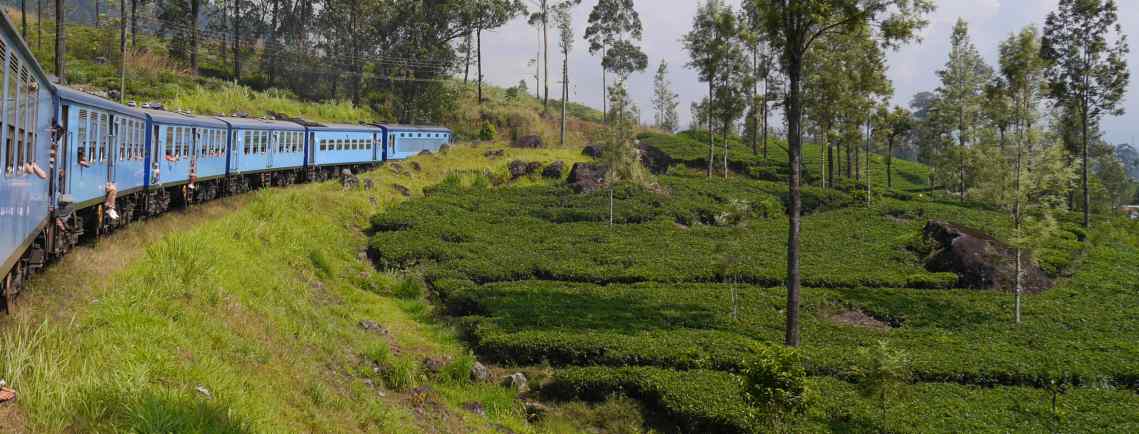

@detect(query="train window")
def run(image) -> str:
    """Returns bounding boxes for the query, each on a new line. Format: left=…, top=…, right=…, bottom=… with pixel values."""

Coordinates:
left=242, top=131, right=251, bottom=155
left=24, top=69, right=34, bottom=166
left=165, top=127, right=174, bottom=159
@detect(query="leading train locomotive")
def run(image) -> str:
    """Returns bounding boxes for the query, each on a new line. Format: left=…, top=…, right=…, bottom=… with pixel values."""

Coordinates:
left=0, top=16, right=451, bottom=313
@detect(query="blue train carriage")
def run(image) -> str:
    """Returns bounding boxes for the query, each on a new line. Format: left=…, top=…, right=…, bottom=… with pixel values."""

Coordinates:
left=308, top=123, right=382, bottom=180
left=380, top=124, right=452, bottom=161
left=0, top=14, right=60, bottom=311
left=216, top=116, right=306, bottom=192
left=142, top=109, right=229, bottom=210
left=56, top=87, right=148, bottom=235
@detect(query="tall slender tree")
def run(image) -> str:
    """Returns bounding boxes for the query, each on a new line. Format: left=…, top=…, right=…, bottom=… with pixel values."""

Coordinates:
left=936, top=18, right=992, bottom=202
left=470, top=0, right=527, bottom=103
left=651, top=60, right=679, bottom=132
left=750, top=0, right=932, bottom=347
left=684, top=0, right=734, bottom=177
left=54, top=0, right=64, bottom=83
left=190, top=0, right=199, bottom=75
left=556, top=5, right=574, bottom=145
left=585, top=0, right=643, bottom=124
left=1041, top=0, right=1130, bottom=228
left=529, top=1, right=580, bottom=110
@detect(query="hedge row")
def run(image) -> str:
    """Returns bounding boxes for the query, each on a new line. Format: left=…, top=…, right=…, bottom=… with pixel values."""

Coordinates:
left=438, top=278, right=1139, bottom=389
left=545, top=367, right=1139, bottom=434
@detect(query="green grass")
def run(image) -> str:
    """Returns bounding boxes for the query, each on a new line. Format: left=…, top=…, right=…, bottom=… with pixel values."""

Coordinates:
left=0, top=144, right=590, bottom=433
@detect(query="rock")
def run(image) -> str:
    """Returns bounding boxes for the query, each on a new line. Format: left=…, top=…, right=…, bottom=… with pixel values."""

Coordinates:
left=0, top=380, right=14, bottom=403
left=470, top=361, right=490, bottom=383
left=526, top=162, right=542, bottom=175
left=508, top=160, right=533, bottom=180
left=501, top=372, right=528, bottom=394
left=418, top=150, right=433, bottom=156
left=410, top=161, right=422, bottom=172
left=567, top=163, right=607, bottom=193
left=359, top=320, right=388, bottom=335
left=542, top=160, right=565, bottom=179
left=638, top=144, right=674, bottom=174
left=462, top=401, right=487, bottom=417
left=389, top=163, right=404, bottom=174
left=363, top=378, right=375, bottom=388
left=582, top=145, right=603, bottom=158
left=513, top=135, right=543, bottom=148
left=95, top=56, right=108, bottom=65
left=392, top=184, right=412, bottom=197
left=438, top=144, right=451, bottom=154
left=484, top=149, right=506, bottom=159
left=523, top=400, right=548, bottom=421
left=412, top=385, right=434, bottom=398
left=423, top=357, right=447, bottom=374
left=195, top=385, right=212, bottom=399
left=922, top=221, right=1053, bottom=292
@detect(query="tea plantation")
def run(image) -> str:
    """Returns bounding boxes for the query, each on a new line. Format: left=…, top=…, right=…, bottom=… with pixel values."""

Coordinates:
left=368, top=134, right=1139, bottom=432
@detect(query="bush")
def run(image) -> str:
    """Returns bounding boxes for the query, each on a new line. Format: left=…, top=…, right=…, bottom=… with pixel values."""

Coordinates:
left=382, top=357, right=420, bottom=392
left=741, top=346, right=809, bottom=422
left=479, top=122, right=497, bottom=141
left=393, top=275, right=425, bottom=299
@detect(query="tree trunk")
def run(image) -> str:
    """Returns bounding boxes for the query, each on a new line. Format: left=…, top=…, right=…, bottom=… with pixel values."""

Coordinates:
left=1081, top=102, right=1090, bottom=228
left=561, top=51, right=567, bottom=146
left=233, top=0, right=241, bottom=80
left=723, top=121, right=729, bottom=178
left=707, top=80, right=713, bottom=177
left=95, top=0, right=100, bottom=27
left=866, top=117, right=871, bottom=205
left=960, top=108, right=967, bottom=203
left=477, top=26, right=484, bottom=104
left=37, top=0, right=42, bottom=50
left=54, top=0, right=64, bottom=83
left=750, top=46, right=758, bottom=155
left=268, top=0, right=279, bottom=87
left=190, top=0, right=199, bottom=76
left=762, top=77, right=769, bottom=161
left=131, top=0, right=137, bottom=47
left=119, top=0, right=125, bottom=102
left=542, top=2, right=549, bottom=110
left=21, top=0, right=27, bottom=40
left=887, top=136, right=894, bottom=189
left=601, top=48, right=608, bottom=124
left=785, top=52, right=803, bottom=348
left=464, top=32, right=472, bottom=85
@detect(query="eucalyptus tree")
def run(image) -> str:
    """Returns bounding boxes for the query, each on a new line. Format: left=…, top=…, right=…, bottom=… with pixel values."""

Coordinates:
left=652, top=61, right=680, bottom=132
left=529, top=0, right=582, bottom=110
left=1041, top=0, right=1130, bottom=228
left=683, top=0, right=735, bottom=177
left=470, top=0, right=528, bottom=103
left=749, top=0, right=933, bottom=348
left=1000, top=26, right=1050, bottom=323
left=556, top=5, right=574, bottom=145
left=585, top=0, right=645, bottom=124
left=936, top=18, right=992, bottom=202
left=877, top=106, right=913, bottom=190
left=739, top=1, right=781, bottom=158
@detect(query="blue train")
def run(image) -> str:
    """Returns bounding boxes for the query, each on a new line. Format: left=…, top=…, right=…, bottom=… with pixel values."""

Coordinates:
left=0, top=15, right=451, bottom=312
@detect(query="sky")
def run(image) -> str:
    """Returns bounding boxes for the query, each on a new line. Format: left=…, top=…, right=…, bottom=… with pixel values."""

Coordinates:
left=476, top=0, right=1139, bottom=146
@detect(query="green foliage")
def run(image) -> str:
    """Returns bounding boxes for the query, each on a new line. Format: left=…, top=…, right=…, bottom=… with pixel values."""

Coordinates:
left=741, top=346, right=809, bottom=422
left=438, top=353, right=478, bottom=385
left=393, top=275, right=425, bottom=299
left=479, top=122, right=497, bottom=141
left=850, top=340, right=911, bottom=425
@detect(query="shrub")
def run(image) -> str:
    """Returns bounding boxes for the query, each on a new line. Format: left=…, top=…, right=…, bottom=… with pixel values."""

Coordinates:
left=850, top=340, right=911, bottom=426
left=479, top=122, right=497, bottom=141
left=741, top=345, right=809, bottom=424
left=382, top=356, right=419, bottom=392
left=438, top=353, right=477, bottom=385
left=393, top=275, right=425, bottom=299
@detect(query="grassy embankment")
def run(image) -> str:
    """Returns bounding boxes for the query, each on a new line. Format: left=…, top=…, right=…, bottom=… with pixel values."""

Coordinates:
left=369, top=131, right=1139, bottom=433
left=0, top=143, right=595, bottom=433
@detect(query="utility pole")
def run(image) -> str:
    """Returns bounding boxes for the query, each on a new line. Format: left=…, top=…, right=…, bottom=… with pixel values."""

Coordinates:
left=54, top=0, right=64, bottom=84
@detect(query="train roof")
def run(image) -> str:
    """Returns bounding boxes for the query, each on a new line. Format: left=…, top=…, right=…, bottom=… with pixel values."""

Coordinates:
left=57, top=86, right=146, bottom=118
left=0, top=13, right=51, bottom=89
left=379, top=124, right=452, bottom=133
left=215, top=116, right=305, bottom=131
left=142, top=108, right=228, bottom=128
left=307, top=123, right=383, bottom=133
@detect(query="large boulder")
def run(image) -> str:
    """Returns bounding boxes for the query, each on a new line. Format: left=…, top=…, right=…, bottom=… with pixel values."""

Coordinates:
left=513, top=135, right=543, bottom=149
left=508, top=160, right=541, bottom=179
left=567, top=163, right=607, bottom=193
left=638, top=144, right=673, bottom=174
left=922, top=221, right=1052, bottom=292
left=542, top=160, right=566, bottom=179
left=582, top=145, right=603, bottom=158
